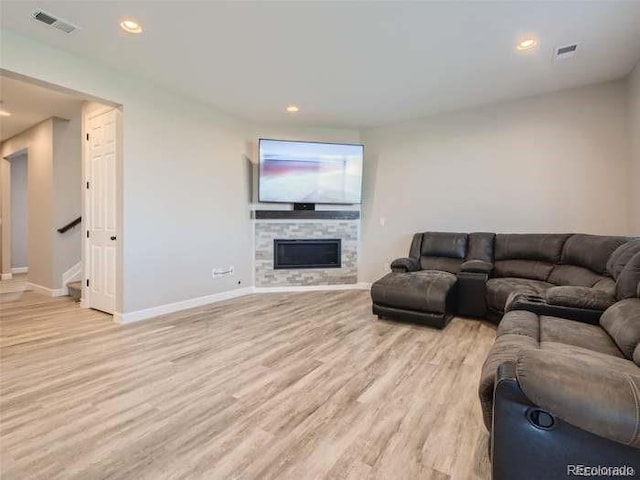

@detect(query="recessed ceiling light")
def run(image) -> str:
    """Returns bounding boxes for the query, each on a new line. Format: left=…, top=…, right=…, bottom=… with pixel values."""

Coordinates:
left=516, top=38, right=538, bottom=51
left=286, top=105, right=300, bottom=113
left=120, top=19, right=142, bottom=34
left=0, top=110, right=11, bottom=117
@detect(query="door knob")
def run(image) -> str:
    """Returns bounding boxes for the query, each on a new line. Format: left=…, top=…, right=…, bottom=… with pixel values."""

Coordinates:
left=110, top=236, right=117, bottom=241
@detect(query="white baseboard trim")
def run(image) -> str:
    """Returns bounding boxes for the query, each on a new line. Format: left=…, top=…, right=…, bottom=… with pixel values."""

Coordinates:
left=253, top=282, right=371, bottom=293
left=112, top=282, right=371, bottom=325
left=27, top=282, right=67, bottom=297
left=62, top=262, right=82, bottom=287
left=114, top=287, right=255, bottom=324
left=1, top=273, right=13, bottom=281
left=11, top=267, right=28, bottom=274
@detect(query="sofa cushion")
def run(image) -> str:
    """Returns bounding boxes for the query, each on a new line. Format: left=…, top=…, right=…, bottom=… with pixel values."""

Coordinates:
left=493, top=260, right=553, bottom=281
left=540, top=342, right=630, bottom=366
left=600, top=298, right=640, bottom=362
left=370, top=270, right=457, bottom=314
left=616, top=252, right=640, bottom=300
left=561, top=234, right=627, bottom=275
left=545, top=286, right=616, bottom=311
left=419, top=232, right=468, bottom=259
left=466, top=232, right=495, bottom=263
left=494, top=233, right=570, bottom=263
left=539, top=315, right=622, bottom=357
left=607, top=240, right=640, bottom=279
left=419, top=256, right=463, bottom=274
left=547, top=265, right=607, bottom=288
left=497, top=311, right=622, bottom=357
left=479, top=308, right=634, bottom=431
left=486, top=277, right=552, bottom=312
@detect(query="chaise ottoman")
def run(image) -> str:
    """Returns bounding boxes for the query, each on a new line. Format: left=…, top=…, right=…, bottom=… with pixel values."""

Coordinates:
left=370, top=270, right=458, bottom=328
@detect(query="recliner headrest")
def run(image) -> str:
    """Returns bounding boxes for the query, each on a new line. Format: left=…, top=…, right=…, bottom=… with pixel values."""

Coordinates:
left=419, top=232, right=468, bottom=259
left=616, top=251, right=640, bottom=300
left=562, top=234, right=628, bottom=275
left=607, top=240, right=640, bottom=279
left=494, top=234, right=569, bottom=263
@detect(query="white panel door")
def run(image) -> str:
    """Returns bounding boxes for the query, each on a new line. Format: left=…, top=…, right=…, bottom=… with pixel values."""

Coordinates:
left=87, top=109, right=117, bottom=314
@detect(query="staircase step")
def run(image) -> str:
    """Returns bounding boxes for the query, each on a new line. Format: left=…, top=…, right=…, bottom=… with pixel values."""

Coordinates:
left=67, top=281, right=82, bottom=302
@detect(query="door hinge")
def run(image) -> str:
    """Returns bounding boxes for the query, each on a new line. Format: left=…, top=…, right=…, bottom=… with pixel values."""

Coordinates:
left=86, top=230, right=90, bottom=238
left=86, top=279, right=90, bottom=287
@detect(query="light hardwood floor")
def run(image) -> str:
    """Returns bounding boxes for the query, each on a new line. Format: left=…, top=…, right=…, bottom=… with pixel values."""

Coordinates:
left=1, top=289, right=496, bottom=480
left=0, top=274, right=29, bottom=295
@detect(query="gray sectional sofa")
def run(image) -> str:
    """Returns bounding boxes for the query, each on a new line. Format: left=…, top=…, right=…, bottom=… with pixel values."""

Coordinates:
left=370, top=231, right=639, bottom=328
left=481, top=275, right=640, bottom=479
left=370, top=231, right=640, bottom=479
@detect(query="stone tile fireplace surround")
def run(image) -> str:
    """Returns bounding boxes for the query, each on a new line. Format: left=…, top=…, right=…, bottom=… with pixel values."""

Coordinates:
left=253, top=210, right=359, bottom=287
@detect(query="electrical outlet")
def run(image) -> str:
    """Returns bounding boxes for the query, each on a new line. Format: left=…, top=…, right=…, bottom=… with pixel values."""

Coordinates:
left=212, top=266, right=234, bottom=278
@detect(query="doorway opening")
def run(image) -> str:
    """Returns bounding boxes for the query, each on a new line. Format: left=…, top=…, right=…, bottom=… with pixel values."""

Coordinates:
left=9, top=151, right=28, bottom=280
left=0, top=70, right=121, bottom=315
left=0, top=149, right=28, bottom=294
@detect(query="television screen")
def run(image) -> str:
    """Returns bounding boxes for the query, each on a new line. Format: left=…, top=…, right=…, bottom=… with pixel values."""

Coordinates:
left=259, top=139, right=363, bottom=204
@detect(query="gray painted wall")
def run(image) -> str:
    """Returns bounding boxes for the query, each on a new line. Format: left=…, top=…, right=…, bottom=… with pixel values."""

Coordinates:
left=10, top=153, right=28, bottom=269
left=0, top=114, right=82, bottom=289
left=360, top=81, right=633, bottom=283
left=3, top=30, right=637, bottom=314
left=1, top=119, right=55, bottom=287
left=52, top=114, right=82, bottom=288
left=629, top=63, right=640, bottom=235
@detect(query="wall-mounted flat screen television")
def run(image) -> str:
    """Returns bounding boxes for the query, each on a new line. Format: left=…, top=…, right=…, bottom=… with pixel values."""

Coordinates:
left=259, top=139, right=364, bottom=204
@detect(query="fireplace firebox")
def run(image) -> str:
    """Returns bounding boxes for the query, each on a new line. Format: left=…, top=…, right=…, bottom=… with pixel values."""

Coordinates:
left=274, top=239, right=342, bottom=269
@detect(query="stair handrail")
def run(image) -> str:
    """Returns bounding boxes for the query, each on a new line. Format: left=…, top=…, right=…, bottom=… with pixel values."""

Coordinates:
left=57, top=217, right=81, bottom=234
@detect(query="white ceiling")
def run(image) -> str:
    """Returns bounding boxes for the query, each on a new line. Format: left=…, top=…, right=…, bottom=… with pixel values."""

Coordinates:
left=2, top=1, right=640, bottom=128
left=0, top=75, right=83, bottom=141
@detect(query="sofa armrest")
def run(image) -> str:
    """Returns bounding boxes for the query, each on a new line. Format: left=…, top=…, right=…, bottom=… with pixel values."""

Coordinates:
left=456, top=271, right=488, bottom=317
left=491, top=359, right=640, bottom=480
left=507, top=293, right=603, bottom=325
left=545, top=286, right=616, bottom=311
left=390, top=257, right=420, bottom=273
left=516, top=349, right=640, bottom=448
left=460, top=260, right=493, bottom=274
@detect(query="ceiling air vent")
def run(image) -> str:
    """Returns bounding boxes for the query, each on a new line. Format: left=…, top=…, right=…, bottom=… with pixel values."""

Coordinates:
left=31, top=9, right=80, bottom=34
left=554, top=44, right=578, bottom=62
